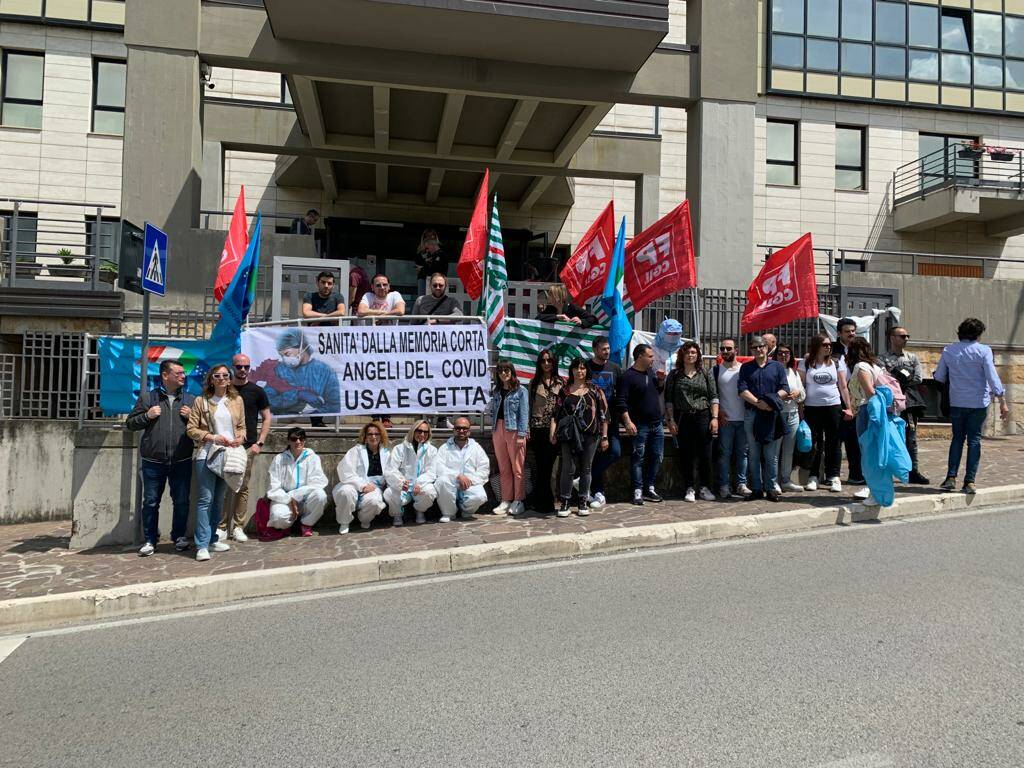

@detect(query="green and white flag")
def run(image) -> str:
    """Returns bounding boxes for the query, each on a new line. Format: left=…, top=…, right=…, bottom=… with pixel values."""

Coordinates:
left=501, top=318, right=652, bottom=380
left=480, top=195, right=508, bottom=349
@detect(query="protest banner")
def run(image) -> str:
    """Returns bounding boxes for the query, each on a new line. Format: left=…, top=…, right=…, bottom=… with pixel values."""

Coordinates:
left=241, top=322, right=491, bottom=416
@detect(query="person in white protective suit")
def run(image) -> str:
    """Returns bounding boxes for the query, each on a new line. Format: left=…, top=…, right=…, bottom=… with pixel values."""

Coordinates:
left=383, top=419, right=438, bottom=526
left=433, top=416, right=491, bottom=522
left=266, top=427, right=329, bottom=536
left=332, top=420, right=391, bottom=534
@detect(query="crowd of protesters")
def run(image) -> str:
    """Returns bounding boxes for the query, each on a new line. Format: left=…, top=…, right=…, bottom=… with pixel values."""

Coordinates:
left=128, top=308, right=1009, bottom=559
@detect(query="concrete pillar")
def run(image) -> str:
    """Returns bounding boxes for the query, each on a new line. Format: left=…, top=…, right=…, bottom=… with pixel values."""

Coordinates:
left=634, top=173, right=661, bottom=231
left=685, top=99, right=756, bottom=289
left=201, top=140, right=224, bottom=218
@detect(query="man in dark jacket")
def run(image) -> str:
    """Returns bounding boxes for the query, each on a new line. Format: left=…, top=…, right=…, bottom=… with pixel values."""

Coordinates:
left=616, top=344, right=666, bottom=506
left=738, top=336, right=790, bottom=502
left=125, top=360, right=195, bottom=556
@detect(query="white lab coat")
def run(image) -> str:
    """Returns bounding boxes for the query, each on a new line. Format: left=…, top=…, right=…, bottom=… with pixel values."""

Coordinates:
left=383, top=441, right=438, bottom=516
left=332, top=444, right=390, bottom=528
left=266, top=448, right=329, bottom=528
left=433, top=437, right=490, bottom=518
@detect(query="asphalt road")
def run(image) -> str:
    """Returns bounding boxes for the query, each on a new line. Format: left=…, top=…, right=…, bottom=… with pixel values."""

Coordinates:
left=1, top=507, right=1022, bottom=768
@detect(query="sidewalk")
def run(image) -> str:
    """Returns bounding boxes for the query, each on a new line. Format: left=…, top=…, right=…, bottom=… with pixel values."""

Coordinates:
left=2, top=437, right=1022, bottom=614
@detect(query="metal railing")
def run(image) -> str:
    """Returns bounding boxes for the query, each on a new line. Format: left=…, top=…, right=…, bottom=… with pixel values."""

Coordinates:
left=892, top=142, right=1024, bottom=205
left=0, top=198, right=117, bottom=290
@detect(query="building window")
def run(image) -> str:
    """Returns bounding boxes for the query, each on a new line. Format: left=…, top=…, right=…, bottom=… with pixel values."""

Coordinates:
left=842, top=42, right=872, bottom=75
left=836, top=126, right=866, bottom=190
left=876, top=46, right=906, bottom=79
left=85, top=215, right=119, bottom=263
left=807, top=0, right=838, bottom=37
left=909, top=50, right=939, bottom=81
left=0, top=210, right=39, bottom=261
left=92, top=58, right=125, bottom=135
left=772, top=35, right=804, bottom=68
left=842, top=0, right=871, bottom=40
left=876, top=2, right=905, bottom=45
left=919, top=132, right=979, bottom=183
left=909, top=4, right=938, bottom=48
left=767, top=119, right=798, bottom=186
left=941, top=9, right=972, bottom=53
left=0, top=51, right=44, bottom=129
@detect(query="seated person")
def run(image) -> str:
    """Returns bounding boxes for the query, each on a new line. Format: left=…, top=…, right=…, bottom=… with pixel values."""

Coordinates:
left=333, top=421, right=390, bottom=534
left=535, top=283, right=597, bottom=328
left=411, top=273, right=463, bottom=317
left=383, top=420, right=438, bottom=526
left=301, top=270, right=346, bottom=326
left=266, top=427, right=329, bottom=536
left=357, top=274, right=406, bottom=318
left=434, top=416, right=490, bottom=522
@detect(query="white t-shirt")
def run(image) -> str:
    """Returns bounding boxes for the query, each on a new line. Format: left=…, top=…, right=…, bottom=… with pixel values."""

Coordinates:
left=782, top=368, right=804, bottom=414
left=716, top=364, right=745, bottom=422
left=800, top=359, right=842, bottom=407
left=361, top=291, right=403, bottom=314
left=196, top=395, right=235, bottom=461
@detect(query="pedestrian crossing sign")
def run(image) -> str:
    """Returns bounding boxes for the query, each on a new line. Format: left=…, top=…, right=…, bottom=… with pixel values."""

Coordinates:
left=141, top=222, right=168, bottom=296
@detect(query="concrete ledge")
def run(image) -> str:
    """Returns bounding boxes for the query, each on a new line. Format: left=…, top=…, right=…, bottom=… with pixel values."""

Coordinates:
left=3, top=487, right=1022, bottom=634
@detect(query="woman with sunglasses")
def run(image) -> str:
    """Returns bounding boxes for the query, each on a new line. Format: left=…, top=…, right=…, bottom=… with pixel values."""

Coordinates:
left=798, top=334, right=852, bottom=493
left=186, top=364, right=246, bottom=562
left=771, top=344, right=806, bottom=493
left=489, top=360, right=530, bottom=516
left=383, top=420, right=438, bottom=526
left=527, top=350, right=563, bottom=515
left=333, top=420, right=390, bottom=533
left=550, top=357, right=607, bottom=516
left=665, top=341, right=718, bottom=502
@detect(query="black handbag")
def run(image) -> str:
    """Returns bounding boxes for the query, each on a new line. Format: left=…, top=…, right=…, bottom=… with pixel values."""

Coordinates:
left=555, top=397, right=586, bottom=453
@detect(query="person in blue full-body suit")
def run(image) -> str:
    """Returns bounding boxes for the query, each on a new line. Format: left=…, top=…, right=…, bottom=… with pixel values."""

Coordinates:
left=252, top=328, right=341, bottom=417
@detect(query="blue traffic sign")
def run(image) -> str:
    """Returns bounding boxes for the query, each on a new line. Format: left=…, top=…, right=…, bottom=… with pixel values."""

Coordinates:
left=141, top=222, right=168, bottom=296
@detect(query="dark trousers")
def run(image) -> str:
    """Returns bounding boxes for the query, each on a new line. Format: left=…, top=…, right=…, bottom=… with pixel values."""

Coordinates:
left=676, top=410, right=713, bottom=490
left=839, top=415, right=864, bottom=481
left=947, top=406, right=988, bottom=482
left=559, top=435, right=600, bottom=501
left=804, top=404, right=842, bottom=480
left=529, top=427, right=558, bottom=513
left=590, top=433, right=621, bottom=494
left=140, top=458, right=192, bottom=545
left=904, top=409, right=920, bottom=472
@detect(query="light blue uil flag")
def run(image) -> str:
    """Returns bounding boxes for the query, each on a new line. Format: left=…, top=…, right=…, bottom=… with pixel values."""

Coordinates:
left=600, top=216, right=632, bottom=366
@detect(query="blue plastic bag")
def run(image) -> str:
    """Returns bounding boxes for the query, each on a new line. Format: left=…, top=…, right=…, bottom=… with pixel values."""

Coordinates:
left=795, top=420, right=812, bottom=453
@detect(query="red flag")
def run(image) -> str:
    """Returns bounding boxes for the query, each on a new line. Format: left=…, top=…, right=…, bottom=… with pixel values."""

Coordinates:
left=624, top=201, right=697, bottom=312
left=560, top=201, right=615, bottom=304
left=740, top=233, right=819, bottom=333
left=214, top=187, right=249, bottom=302
left=457, top=169, right=490, bottom=301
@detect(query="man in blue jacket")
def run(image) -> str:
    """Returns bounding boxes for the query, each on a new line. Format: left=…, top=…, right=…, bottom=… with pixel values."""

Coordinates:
left=738, top=336, right=790, bottom=502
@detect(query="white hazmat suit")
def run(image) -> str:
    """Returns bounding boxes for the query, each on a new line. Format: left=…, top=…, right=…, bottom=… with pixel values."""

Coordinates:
left=266, top=448, right=329, bottom=529
left=333, top=444, right=390, bottom=529
left=434, top=437, right=490, bottom=519
left=383, top=441, right=438, bottom=519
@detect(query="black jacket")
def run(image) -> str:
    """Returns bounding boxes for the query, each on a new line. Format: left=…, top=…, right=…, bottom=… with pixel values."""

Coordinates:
left=536, top=302, right=598, bottom=328
left=126, top=387, right=196, bottom=463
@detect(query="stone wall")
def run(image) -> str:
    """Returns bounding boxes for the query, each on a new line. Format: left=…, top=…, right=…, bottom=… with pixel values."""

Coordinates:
left=0, top=419, right=77, bottom=523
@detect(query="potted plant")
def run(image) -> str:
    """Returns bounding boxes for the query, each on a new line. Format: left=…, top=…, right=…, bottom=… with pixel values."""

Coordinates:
left=50, top=248, right=79, bottom=278
left=99, top=259, right=118, bottom=285
left=989, top=146, right=1015, bottom=162
left=958, top=140, right=985, bottom=159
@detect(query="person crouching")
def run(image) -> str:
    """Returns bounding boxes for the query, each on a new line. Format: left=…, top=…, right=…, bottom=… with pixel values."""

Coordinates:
left=333, top=421, right=390, bottom=533
left=266, top=427, right=329, bottom=536
left=383, top=420, right=439, bottom=526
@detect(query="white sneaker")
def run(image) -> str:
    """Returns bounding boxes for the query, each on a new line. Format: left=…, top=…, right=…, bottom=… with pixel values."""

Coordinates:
left=393, top=516, right=404, bottom=527
left=216, top=527, right=229, bottom=543
left=232, top=527, right=248, bottom=542
left=829, top=478, right=842, bottom=493
left=590, top=492, right=606, bottom=508
left=854, top=487, right=871, bottom=499
left=415, top=511, right=426, bottom=525
left=138, top=542, right=155, bottom=557
left=174, top=537, right=190, bottom=552
left=805, top=477, right=819, bottom=492
left=861, top=493, right=880, bottom=506
left=736, top=484, right=752, bottom=497
left=772, top=482, right=782, bottom=494
left=719, top=486, right=731, bottom=499
left=684, top=488, right=696, bottom=503
left=196, top=548, right=210, bottom=562
left=210, top=540, right=230, bottom=553
left=359, top=521, right=372, bottom=530
left=509, top=501, right=524, bottom=516
left=338, top=526, right=349, bottom=535
left=438, top=515, right=451, bottom=523
left=493, top=501, right=509, bottom=516
left=783, top=482, right=804, bottom=492
left=699, top=487, right=716, bottom=502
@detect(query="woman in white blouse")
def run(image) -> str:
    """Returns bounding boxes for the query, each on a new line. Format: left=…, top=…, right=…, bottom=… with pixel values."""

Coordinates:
left=772, top=344, right=806, bottom=493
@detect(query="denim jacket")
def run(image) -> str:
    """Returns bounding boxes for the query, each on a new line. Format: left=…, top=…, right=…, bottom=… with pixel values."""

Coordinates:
left=489, top=385, right=530, bottom=436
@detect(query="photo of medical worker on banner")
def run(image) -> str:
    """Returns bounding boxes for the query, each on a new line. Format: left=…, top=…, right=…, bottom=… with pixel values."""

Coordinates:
left=249, top=327, right=341, bottom=417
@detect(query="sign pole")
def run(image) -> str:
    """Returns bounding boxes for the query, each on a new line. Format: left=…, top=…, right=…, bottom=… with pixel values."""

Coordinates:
left=133, top=290, right=150, bottom=546
left=691, top=286, right=702, bottom=347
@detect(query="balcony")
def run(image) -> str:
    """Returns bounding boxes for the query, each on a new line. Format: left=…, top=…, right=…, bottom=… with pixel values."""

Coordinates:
left=892, top=143, right=1024, bottom=237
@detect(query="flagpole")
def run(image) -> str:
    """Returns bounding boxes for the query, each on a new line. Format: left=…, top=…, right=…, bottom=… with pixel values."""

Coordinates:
left=691, top=287, right=702, bottom=347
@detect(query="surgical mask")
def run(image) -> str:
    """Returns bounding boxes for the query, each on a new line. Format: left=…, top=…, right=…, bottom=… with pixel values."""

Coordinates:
left=281, top=355, right=302, bottom=368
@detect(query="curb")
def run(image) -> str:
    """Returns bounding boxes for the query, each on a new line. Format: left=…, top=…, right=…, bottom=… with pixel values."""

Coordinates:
left=3, top=485, right=1022, bottom=633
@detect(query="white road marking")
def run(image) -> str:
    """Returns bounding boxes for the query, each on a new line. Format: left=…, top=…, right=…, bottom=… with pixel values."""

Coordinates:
left=4, top=502, right=1020, bottom=642
left=0, top=635, right=27, bottom=665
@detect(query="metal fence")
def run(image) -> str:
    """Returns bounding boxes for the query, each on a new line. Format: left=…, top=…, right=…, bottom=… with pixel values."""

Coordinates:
left=892, top=141, right=1024, bottom=204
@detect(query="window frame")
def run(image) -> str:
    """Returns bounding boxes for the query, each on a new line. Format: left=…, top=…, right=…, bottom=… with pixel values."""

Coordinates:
left=0, top=49, right=44, bottom=129
left=0, top=210, right=39, bottom=262
left=91, top=57, right=125, bottom=135
left=835, top=125, right=867, bottom=191
left=766, top=118, right=800, bottom=187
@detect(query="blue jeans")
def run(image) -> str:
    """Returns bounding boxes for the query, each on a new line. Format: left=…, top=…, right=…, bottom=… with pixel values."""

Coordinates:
left=947, top=406, right=988, bottom=482
left=194, top=458, right=226, bottom=550
left=777, top=410, right=801, bottom=485
left=630, top=421, right=664, bottom=491
left=139, top=459, right=192, bottom=546
left=743, top=410, right=781, bottom=492
left=590, top=433, right=621, bottom=494
left=716, top=419, right=748, bottom=490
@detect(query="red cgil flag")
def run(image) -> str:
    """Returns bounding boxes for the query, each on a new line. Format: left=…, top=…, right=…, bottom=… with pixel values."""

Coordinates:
left=214, top=187, right=249, bottom=302
left=560, top=201, right=615, bottom=305
left=624, top=200, right=697, bottom=312
left=456, top=169, right=490, bottom=301
left=740, top=232, right=819, bottom=333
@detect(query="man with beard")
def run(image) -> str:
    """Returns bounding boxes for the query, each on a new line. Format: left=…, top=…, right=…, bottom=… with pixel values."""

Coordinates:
left=713, top=338, right=751, bottom=499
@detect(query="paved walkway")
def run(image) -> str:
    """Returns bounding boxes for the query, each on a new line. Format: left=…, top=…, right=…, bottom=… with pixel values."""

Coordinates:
left=3, top=437, right=1022, bottom=602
